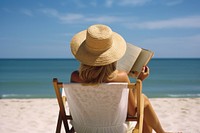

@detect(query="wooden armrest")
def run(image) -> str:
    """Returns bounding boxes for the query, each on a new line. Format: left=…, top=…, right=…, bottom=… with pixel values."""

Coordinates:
left=138, top=96, right=144, bottom=133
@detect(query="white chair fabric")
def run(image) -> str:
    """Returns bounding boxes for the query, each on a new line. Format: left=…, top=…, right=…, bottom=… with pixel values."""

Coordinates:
left=63, top=83, right=129, bottom=133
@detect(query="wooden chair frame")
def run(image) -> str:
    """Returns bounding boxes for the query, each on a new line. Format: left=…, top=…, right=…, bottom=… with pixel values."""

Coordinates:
left=53, top=78, right=144, bottom=133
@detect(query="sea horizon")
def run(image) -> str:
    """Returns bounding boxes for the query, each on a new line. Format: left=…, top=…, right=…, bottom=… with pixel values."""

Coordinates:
left=0, top=58, right=200, bottom=99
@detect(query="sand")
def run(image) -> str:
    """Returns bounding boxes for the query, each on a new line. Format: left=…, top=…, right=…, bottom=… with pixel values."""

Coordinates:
left=0, top=98, right=199, bottom=133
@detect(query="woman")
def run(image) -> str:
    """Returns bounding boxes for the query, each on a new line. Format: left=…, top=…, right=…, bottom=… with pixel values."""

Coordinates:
left=69, top=24, right=166, bottom=133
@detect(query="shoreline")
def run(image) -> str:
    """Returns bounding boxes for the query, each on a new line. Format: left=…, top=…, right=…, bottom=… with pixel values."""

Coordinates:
left=0, top=98, right=200, bottom=133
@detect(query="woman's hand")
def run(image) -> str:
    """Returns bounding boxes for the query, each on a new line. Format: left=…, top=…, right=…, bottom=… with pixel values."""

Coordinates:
left=138, top=66, right=150, bottom=81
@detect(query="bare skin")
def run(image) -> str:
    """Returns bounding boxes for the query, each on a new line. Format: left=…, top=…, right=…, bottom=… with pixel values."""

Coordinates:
left=70, top=67, right=165, bottom=133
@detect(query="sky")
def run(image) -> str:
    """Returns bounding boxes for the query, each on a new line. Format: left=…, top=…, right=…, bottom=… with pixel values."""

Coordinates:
left=0, top=0, right=200, bottom=58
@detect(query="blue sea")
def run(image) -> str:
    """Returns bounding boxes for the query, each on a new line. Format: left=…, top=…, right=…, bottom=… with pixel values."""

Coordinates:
left=0, top=59, right=200, bottom=99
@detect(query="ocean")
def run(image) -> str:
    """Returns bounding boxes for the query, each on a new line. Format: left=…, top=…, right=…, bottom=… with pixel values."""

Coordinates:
left=0, top=59, right=200, bottom=98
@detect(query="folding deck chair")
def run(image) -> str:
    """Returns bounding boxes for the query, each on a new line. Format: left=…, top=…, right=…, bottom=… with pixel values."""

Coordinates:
left=53, top=78, right=144, bottom=133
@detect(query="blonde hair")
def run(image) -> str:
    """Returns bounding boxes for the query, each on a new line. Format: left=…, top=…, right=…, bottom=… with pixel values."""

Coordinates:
left=79, top=62, right=117, bottom=83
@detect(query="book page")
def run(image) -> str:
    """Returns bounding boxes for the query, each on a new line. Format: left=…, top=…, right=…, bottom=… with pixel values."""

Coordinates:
left=117, top=43, right=142, bottom=73
left=130, top=49, right=154, bottom=77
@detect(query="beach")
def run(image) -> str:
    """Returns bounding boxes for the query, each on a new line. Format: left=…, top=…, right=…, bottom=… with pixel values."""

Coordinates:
left=0, top=98, right=199, bottom=133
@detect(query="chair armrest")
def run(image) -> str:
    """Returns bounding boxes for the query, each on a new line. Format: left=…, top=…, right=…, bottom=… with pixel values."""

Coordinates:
left=138, top=96, right=144, bottom=133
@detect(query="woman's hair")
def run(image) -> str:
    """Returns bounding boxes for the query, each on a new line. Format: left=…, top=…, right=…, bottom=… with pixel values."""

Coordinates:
left=79, top=62, right=117, bottom=83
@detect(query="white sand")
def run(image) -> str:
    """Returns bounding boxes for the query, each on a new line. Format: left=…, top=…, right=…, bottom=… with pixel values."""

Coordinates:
left=0, top=98, right=199, bottom=133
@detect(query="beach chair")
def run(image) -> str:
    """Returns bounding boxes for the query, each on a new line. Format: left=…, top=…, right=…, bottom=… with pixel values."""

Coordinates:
left=53, top=78, right=144, bottom=133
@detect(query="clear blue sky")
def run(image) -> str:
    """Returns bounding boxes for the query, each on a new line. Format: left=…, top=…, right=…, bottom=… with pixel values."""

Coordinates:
left=1, top=0, right=200, bottom=58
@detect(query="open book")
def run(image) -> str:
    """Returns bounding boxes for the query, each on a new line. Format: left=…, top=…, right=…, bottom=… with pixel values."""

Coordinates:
left=117, top=43, right=154, bottom=78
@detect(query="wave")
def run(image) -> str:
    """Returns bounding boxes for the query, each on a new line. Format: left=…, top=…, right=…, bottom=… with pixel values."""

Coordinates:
left=167, top=94, right=200, bottom=98
left=0, top=94, right=55, bottom=99
left=1, top=94, right=32, bottom=99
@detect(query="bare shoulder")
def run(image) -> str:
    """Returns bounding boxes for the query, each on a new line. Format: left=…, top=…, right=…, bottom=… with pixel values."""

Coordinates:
left=70, top=70, right=83, bottom=83
left=117, top=70, right=128, bottom=76
left=112, top=70, right=130, bottom=83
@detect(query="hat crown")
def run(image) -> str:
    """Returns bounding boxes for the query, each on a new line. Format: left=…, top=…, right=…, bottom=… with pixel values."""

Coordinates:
left=85, top=24, right=113, bottom=53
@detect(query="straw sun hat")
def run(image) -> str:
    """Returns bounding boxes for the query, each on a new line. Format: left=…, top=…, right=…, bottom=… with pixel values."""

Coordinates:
left=70, top=24, right=126, bottom=66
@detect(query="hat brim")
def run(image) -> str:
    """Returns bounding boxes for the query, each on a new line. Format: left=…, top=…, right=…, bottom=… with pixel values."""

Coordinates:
left=70, top=30, right=126, bottom=66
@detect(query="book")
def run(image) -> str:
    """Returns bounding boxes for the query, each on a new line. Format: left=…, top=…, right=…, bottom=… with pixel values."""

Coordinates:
left=117, top=43, right=154, bottom=78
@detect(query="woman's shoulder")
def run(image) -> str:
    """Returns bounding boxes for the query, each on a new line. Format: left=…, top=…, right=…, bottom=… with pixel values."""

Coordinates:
left=117, top=70, right=128, bottom=76
left=71, top=70, right=83, bottom=83
left=112, top=70, right=130, bottom=83
left=71, top=70, right=79, bottom=76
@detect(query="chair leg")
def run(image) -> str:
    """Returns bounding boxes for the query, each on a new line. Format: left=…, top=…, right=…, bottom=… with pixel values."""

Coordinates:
left=56, top=112, right=62, bottom=133
left=56, top=111, right=73, bottom=133
left=63, top=119, right=70, bottom=133
left=70, top=127, right=75, bottom=133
